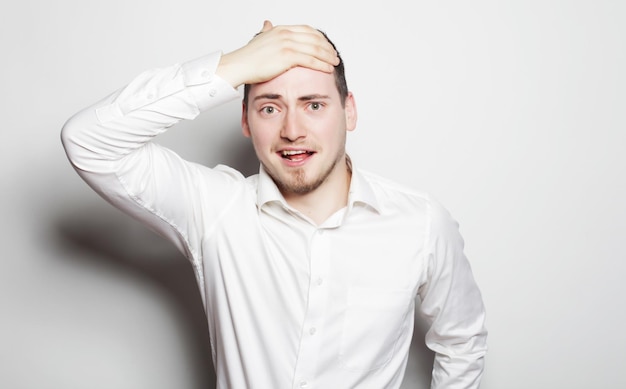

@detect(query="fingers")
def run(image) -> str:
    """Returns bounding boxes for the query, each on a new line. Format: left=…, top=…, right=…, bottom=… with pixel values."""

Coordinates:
left=255, top=21, right=338, bottom=63
left=265, top=23, right=340, bottom=69
left=283, top=39, right=338, bottom=73
left=217, top=21, right=340, bottom=88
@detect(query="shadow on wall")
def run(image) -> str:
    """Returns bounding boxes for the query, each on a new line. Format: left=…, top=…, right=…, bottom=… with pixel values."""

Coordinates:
left=54, top=208, right=216, bottom=389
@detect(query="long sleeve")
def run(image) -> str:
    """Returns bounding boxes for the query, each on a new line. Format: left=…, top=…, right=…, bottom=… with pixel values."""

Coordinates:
left=61, top=51, right=241, bottom=264
left=418, top=199, right=488, bottom=388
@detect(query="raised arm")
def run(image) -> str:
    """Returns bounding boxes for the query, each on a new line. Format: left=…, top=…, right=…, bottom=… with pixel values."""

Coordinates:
left=62, top=21, right=339, bottom=169
left=60, top=21, right=339, bottom=260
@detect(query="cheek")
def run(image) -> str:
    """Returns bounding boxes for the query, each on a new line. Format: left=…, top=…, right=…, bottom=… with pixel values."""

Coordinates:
left=320, top=119, right=348, bottom=146
left=248, top=129, right=274, bottom=154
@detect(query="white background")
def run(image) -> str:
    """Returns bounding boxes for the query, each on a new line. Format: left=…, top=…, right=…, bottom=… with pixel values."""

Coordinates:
left=1, top=0, right=624, bottom=388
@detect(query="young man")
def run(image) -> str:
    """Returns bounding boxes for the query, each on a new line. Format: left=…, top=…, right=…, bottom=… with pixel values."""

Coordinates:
left=62, top=21, right=487, bottom=389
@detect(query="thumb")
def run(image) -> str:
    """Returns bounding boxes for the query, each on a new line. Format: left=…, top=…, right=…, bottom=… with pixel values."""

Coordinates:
left=260, top=20, right=273, bottom=33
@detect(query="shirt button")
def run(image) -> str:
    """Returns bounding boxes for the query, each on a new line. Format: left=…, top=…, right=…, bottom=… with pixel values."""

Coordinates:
left=309, top=327, right=317, bottom=335
left=200, top=69, right=211, bottom=80
left=299, top=381, right=308, bottom=388
left=209, top=89, right=217, bottom=97
left=315, top=277, right=323, bottom=286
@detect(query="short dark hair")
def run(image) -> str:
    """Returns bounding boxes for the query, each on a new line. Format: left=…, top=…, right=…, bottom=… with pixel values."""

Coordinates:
left=243, top=29, right=348, bottom=108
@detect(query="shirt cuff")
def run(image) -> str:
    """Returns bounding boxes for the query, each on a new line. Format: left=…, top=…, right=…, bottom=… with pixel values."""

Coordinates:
left=181, top=51, right=240, bottom=112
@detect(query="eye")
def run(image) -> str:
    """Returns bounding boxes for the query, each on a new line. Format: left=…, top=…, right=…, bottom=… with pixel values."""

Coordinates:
left=261, top=106, right=276, bottom=114
left=309, top=102, right=323, bottom=111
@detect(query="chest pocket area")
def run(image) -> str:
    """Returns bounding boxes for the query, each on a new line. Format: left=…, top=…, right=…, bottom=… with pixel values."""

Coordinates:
left=339, top=287, right=413, bottom=371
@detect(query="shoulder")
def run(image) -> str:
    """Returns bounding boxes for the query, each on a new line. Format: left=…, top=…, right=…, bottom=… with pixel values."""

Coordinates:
left=244, top=171, right=259, bottom=185
left=357, top=168, right=459, bottom=234
left=357, top=168, right=432, bottom=210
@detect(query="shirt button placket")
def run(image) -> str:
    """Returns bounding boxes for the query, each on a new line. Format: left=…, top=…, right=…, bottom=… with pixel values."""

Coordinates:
left=292, top=228, right=330, bottom=389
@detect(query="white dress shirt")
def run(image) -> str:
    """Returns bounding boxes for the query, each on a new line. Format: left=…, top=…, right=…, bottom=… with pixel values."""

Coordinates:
left=62, top=51, right=487, bottom=389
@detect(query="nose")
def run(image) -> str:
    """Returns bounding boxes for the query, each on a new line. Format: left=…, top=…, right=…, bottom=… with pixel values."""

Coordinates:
left=280, top=110, right=307, bottom=142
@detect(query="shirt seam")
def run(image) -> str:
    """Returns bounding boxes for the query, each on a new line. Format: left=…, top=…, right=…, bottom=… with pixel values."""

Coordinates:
left=115, top=173, right=201, bottom=266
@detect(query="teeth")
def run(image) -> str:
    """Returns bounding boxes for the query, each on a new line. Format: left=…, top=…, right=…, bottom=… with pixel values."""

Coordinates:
left=282, top=150, right=308, bottom=156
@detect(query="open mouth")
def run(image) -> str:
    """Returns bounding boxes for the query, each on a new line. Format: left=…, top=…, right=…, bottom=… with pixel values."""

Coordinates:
left=280, top=150, right=315, bottom=162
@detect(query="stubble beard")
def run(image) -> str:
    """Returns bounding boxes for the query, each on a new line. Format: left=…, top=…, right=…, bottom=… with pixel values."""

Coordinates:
left=266, top=150, right=345, bottom=196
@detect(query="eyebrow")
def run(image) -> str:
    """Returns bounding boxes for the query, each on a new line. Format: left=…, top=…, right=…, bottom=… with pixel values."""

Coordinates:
left=252, top=93, right=331, bottom=102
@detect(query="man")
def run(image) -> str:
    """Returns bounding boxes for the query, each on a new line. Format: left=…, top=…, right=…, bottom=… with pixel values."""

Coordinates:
left=62, top=21, right=487, bottom=388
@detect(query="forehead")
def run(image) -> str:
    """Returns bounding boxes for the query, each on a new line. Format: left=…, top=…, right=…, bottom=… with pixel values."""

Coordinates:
left=249, top=66, right=338, bottom=100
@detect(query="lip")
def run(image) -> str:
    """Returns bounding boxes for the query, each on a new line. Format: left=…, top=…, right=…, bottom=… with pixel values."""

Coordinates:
left=276, top=148, right=316, bottom=167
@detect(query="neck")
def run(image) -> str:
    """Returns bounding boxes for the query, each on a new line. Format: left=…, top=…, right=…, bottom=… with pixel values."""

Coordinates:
left=283, top=156, right=352, bottom=225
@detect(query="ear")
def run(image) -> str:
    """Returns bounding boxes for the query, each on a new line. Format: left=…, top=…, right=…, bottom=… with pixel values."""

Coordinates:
left=344, top=92, right=358, bottom=132
left=241, top=101, right=251, bottom=138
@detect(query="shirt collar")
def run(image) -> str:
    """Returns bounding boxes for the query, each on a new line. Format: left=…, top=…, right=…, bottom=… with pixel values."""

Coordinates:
left=255, top=159, right=381, bottom=214
left=256, top=164, right=287, bottom=208
left=348, top=167, right=381, bottom=214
